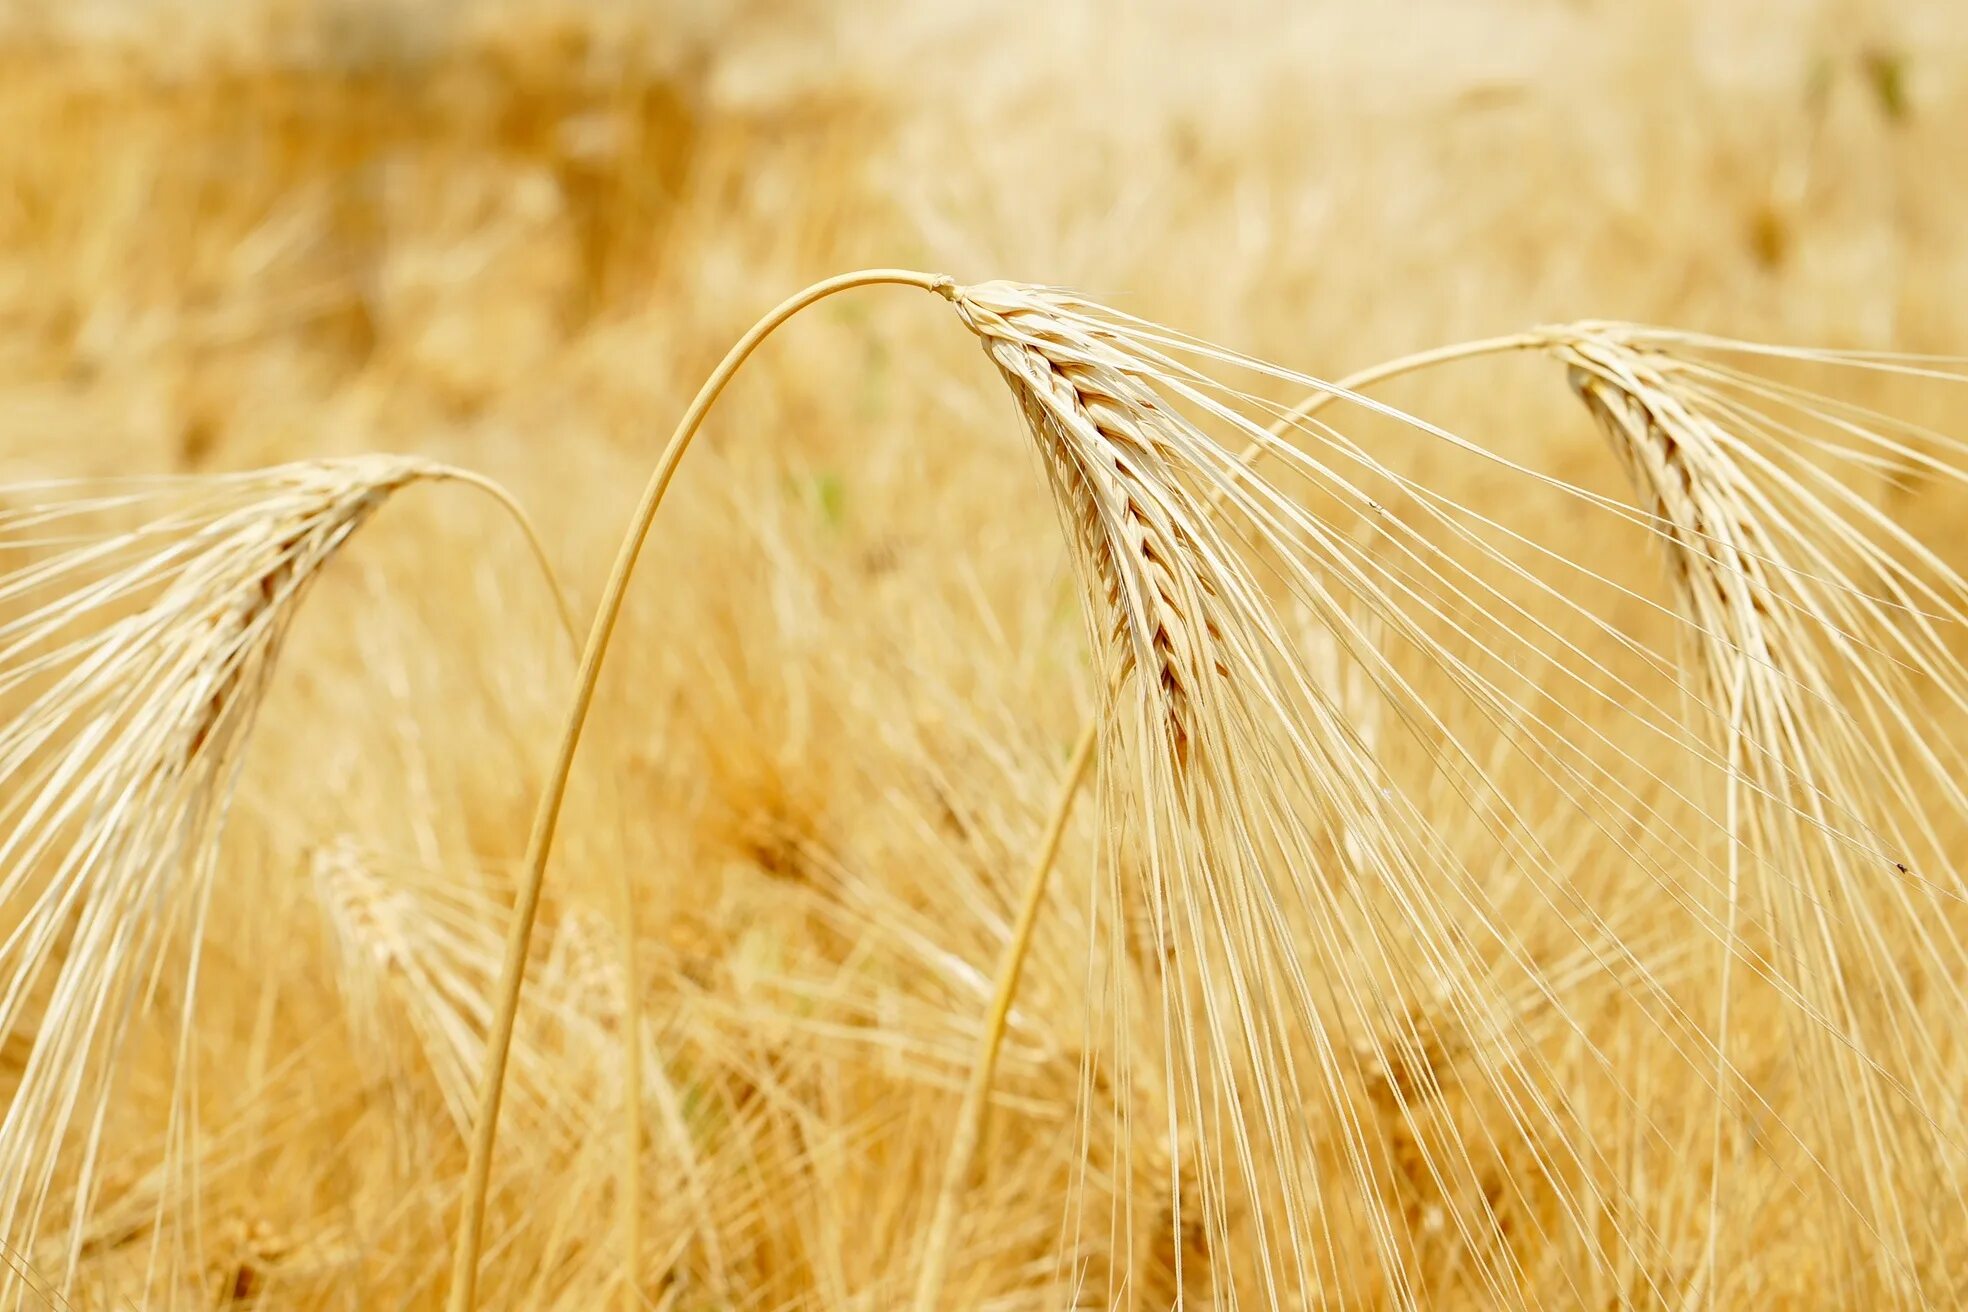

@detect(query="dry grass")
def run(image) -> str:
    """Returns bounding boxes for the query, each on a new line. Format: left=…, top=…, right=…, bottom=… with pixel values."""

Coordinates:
left=5, top=2, right=1968, bottom=1310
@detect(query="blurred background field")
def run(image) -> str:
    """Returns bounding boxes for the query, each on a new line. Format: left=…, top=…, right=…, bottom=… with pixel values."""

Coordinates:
left=5, top=0, right=1964, bottom=486
left=4, top=0, right=1968, bottom=1307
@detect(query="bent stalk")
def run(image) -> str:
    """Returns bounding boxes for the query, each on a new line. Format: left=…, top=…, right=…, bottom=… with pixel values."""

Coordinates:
left=446, top=269, right=951, bottom=1312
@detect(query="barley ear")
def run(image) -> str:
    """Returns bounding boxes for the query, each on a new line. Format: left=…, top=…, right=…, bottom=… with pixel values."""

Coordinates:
left=0, top=456, right=561, bottom=1295
left=1554, top=324, right=1968, bottom=1296
left=910, top=318, right=1543, bottom=1312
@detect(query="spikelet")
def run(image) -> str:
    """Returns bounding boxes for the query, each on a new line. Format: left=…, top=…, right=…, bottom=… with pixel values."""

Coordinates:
left=948, top=281, right=1234, bottom=765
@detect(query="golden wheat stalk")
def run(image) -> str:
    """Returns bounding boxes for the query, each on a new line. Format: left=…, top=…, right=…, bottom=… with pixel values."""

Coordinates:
left=445, top=270, right=1559, bottom=1308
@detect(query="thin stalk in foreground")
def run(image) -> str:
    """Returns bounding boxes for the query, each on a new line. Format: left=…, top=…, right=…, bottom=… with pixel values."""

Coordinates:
left=908, top=330, right=1542, bottom=1312
left=446, top=269, right=951, bottom=1312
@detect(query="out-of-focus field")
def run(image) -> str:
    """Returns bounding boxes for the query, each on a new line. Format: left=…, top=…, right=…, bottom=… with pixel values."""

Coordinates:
left=4, top=0, right=1968, bottom=1307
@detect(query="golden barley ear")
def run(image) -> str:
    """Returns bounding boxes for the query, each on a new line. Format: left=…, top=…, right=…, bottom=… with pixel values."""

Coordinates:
left=940, top=282, right=1558, bottom=1307
left=1552, top=323, right=1968, bottom=1299
left=0, top=457, right=556, bottom=1299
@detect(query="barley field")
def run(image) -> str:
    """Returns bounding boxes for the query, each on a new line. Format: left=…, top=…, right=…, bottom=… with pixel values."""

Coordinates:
left=4, top=1, right=1968, bottom=1308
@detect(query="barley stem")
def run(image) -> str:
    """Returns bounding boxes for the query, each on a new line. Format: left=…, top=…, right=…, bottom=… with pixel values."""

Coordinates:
left=447, top=268, right=951, bottom=1312
left=442, top=468, right=581, bottom=649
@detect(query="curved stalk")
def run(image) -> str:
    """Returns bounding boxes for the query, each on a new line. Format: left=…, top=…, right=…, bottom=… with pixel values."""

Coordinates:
left=438, top=469, right=581, bottom=651
left=908, top=330, right=1543, bottom=1312
left=447, top=269, right=952, bottom=1312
